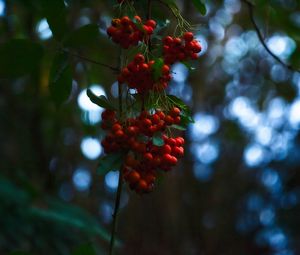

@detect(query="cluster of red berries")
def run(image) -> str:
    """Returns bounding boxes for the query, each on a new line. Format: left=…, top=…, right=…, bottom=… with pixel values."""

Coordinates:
left=100, top=108, right=184, bottom=193
left=107, top=16, right=156, bottom=49
left=118, top=53, right=172, bottom=94
left=103, top=14, right=202, bottom=194
left=163, top=32, right=202, bottom=65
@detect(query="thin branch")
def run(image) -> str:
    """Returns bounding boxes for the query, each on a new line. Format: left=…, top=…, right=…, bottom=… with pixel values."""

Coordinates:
left=109, top=47, right=124, bottom=255
left=147, top=0, right=152, bottom=20
left=109, top=169, right=123, bottom=255
left=59, top=48, right=120, bottom=72
left=243, top=0, right=300, bottom=73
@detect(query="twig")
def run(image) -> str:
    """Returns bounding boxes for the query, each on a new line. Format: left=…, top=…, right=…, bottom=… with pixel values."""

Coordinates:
left=109, top=47, right=124, bottom=255
left=109, top=169, right=123, bottom=255
left=59, top=48, right=120, bottom=72
left=243, top=0, right=300, bottom=73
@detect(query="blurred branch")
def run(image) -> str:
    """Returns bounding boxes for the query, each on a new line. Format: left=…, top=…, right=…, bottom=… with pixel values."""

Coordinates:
left=59, top=48, right=120, bottom=72
left=109, top=47, right=124, bottom=255
left=154, top=0, right=178, bottom=20
left=243, top=0, right=300, bottom=73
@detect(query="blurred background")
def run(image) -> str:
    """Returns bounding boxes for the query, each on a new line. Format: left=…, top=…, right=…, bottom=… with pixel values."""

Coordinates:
left=1, top=0, right=300, bottom=254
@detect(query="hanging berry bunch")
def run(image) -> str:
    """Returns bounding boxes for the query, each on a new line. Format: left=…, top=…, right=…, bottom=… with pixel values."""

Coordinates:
left=88, top=0, right=202, bottom=195
left=107, top=16, right=156, bottom=49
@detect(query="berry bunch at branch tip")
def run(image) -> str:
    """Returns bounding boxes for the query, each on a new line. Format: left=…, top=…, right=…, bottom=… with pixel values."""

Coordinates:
left=163, top=32, right=202, bottom=65
left=101, top=108, right=184, bottom=193
left=98, top=12, right=202, bottom=194
left=118, top=53, right=172, bottom=94
left=107, top=16, right=156, bottom=49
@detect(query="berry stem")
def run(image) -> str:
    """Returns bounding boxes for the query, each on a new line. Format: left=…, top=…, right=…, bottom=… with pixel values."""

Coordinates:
left=109, top=168, right=123, bottom=255
left=109, top=47, right=124, bottom=255
left=146, top=0, right=152, bottom=53
left=59, top=48, right=120, bottom=72
left=147, top=0, right=152, bottom=20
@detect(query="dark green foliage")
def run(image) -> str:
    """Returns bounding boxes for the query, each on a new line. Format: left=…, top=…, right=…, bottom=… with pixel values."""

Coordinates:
left=49, top=53, right=72, bottom=106
left=64, top=24, right=100, bottom=48
left=191, top=0, right=207, bottom=16
left=0, top=39, right=43, bottom=78
left=0, top=177, right=108, bottom=255
left=40, top=0, right=67, bottom=40
left=87, top=89, right=116, bottom=110
left=152, top=58, right=164, bottom=81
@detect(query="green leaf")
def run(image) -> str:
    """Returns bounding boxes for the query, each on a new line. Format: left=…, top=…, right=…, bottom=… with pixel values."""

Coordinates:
left=87, top=89, right=116, bottom=110
left=171, top=124, right=186, bottom=131
left=191, top=0, right=207, bottom=15
left=152, top=58, right=164, bottom=81
left=182, top=61, right=196, bottom=71
left=0, top=39, right=43, bottom=78
left=0, top=177, right=30, bottom=205
left=30, top=199, right=112, bottom=243
left=153, top=132, right=165, bottom=146
left=97, top=152, right=125, bottom=175
left=40, top=0, right=67, bottom=40
left=166, top=95, right=189, bottom=111
left=49, top=53, right=72, bottom=106
left=64, top=24, right=100, bottom=48
left=180, top=111, right=194, bottom=127
left=72, top=244, right=97, bottom=255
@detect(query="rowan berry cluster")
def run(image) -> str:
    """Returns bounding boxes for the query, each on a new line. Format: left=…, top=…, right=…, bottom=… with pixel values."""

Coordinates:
left=163, top=32, right=202, bottom=65
left=102, top=11, right=202, bottom=193
left=107, top=16, right=156, bottom=49
left=101, top=108, right=184, bottom=193
left=118, top=53, right=172, bottom=94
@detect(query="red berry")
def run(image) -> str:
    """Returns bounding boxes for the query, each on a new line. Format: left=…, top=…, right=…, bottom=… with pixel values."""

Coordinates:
left=183, top=32, right=194, bottom=42
left=136, top=179, right=148, bottom=192
left=134, top=15, right=142, bottom=23
left=145, top=173, right=156, bottom=184
left=121, top=16, right=131, bottom=26
left=142, top=118, right=152, bottom=127
left=112, top=123, right=122, bottom=132
left=146, top=19, right=157, bottom=28
left=174, top=116, right=181, bottom=124
left=163, top=36, right=173, bottom=45
left=167, top=138, right=177, bottom=146
left=173, top=37, right=182, bottom=45
left=143, top=25, right=153, bottom=35
left=176, top=137, right=185, bottom=146
left=172, top=146, right=184, bottom=158
left=162, top=144, right=172, bottom=154
left=152, top=114, right=160, bottom=124
left=162, top=65, right=170, bottom=74
left=170, top=107, right=181, bottom=117
left=165, top=115, right=174, bottom=125
left=134, top=53, right=145, bottom=64
left=128, top=171, right=140, bottom=184
left=162, top=153, right=177, bottom=165
left=115, top=130, right=124, bottom=138
left=144, top=152, right=153, bottom=161
left=157, top=111, right=165, bottom=120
